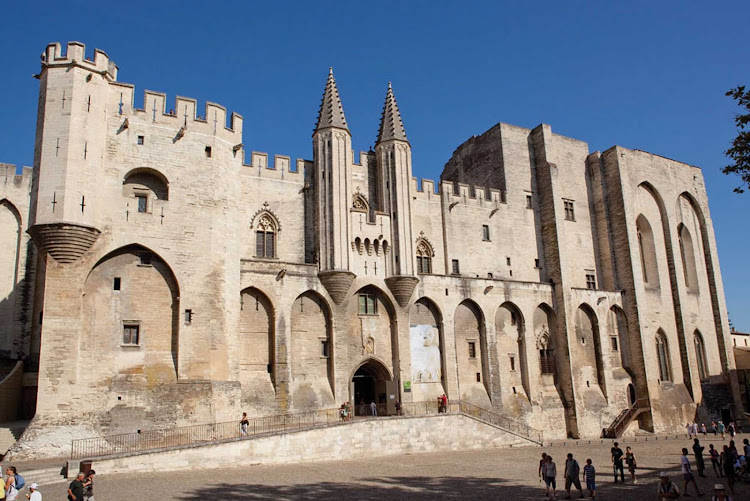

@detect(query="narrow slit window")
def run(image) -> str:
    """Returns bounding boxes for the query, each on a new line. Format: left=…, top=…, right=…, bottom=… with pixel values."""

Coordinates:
left=113, top=277, right=121, bottom=291
left=526, top=194, right=533, bottom=209
left=564, top=200, right=575, bottom=221
left=586, top=273, right=596, bottom=290
left=482, top=225, right=490, bottom=241
left=136, top=195, right=148, bottom=213
left=137, top=135, right=144, bottom=145
left=468, top=341, right=476, bottom=359
left=452, top=259, right=460, bottom=275
left=205, top=146, right=212, bottom=158
left=321, top=340, right=330, bottom=358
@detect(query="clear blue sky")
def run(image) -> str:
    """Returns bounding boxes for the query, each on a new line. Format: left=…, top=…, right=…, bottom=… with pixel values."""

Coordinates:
left=2, top=2, right=749, bottom=329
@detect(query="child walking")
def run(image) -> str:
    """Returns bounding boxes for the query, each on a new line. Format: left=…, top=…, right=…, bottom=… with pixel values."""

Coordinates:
left=583, top=458, right=596, bottom=499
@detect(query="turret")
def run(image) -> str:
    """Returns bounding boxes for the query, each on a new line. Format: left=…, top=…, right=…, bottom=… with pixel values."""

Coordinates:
left=375, top=83, right=418, bottom=307
left=28, top=42, right=115, bottom=263
left=313, top=69, right=355, bottom=303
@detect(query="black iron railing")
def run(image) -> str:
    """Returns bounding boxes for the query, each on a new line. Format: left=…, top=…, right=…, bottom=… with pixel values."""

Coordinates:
left=457, top=400, right=544, bottom=444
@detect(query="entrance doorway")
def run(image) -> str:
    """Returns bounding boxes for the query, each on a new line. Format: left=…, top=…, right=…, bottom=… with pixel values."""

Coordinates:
left=351, top=359, right=397, bottom=416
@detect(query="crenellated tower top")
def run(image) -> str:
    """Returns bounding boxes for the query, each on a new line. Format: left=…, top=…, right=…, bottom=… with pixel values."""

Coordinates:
left=41, top=41, right=118, bottom=80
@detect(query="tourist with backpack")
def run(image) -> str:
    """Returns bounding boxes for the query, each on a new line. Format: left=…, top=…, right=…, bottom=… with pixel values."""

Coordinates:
left=563, top=453, right=584, bottom=499
left=4, top=466, right=23, bottom=501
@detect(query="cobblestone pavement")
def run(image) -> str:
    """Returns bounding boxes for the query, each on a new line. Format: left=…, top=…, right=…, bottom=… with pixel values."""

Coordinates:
left=39, top=435, right=750, bottom=499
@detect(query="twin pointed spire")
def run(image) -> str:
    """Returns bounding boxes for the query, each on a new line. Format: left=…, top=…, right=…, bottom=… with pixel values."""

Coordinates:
left=376, top=82, right=408, bottom=144
left=314, top=69, right=408, bottom=143
left=314, top=68, right=349, bottom=132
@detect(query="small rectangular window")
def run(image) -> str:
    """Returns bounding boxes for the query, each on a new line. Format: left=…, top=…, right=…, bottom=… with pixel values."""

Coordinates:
left=137, top=135, right=144, bottom=145
left=321, top=340, right=330, bottom=357
left=476, top=372, right=481, bottom=382
left=586, top=273, right=596, bottom=290
left=526, top=194, right=533, bottom=209
left=358, top=293, right=377, bottom=315
left=506, top=257, right=511, bottom=266
left=535, top=258, right=540, bottom=269
left=136, top=195, right=147, bottom=213
left=205, top=146, right=212, bottom=158
left=113, top=277, right=121, bottom=290
left=184, top=309, right=193, bottom=325
left=123, top=324, right=140, bottom=345
left=611, top=336, right=619, bottom=352
left=482, top=225, right=490, bottom=241
left=509, top=355, right=516, bottom=371
left=139, top=253, right=152, bottom=266
left=452, top=259, right=460, bottom=275
left=564, top=200, right=575, bottom=221
left=468, top=341, right=476, bottom=358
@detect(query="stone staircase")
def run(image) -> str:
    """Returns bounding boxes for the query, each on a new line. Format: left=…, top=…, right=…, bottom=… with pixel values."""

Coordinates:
left=0, top=420, right=29, bottom=457
left=602, top=398, right=649, bottom=438
left=17, top=465, right=67, bottom=486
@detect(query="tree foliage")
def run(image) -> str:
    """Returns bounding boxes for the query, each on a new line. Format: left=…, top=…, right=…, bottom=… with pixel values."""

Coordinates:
left=724, top=86, right=750, bottom=193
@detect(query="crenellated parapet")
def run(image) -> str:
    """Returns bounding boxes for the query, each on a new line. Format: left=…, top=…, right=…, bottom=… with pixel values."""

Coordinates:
left=410, top=177, right=506, bottom=207
left=41, top=41, right=118, bottom=80
left=242, top=152, right=308, bottom=183
left=0, top=164, right=33, bottom=192
left=109, top=84, right=243, bottom=143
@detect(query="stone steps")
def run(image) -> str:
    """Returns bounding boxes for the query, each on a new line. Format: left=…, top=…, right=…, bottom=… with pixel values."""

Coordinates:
left=0, top=420, right=30, bottom=456
left=17, top=466, right=68, bottom=487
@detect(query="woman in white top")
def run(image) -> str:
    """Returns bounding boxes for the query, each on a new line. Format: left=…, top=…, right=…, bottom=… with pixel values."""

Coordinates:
left=4, top=466, right=17, bottom=501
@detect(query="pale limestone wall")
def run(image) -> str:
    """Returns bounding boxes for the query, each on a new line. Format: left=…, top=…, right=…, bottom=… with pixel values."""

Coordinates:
left=88, top=414, right=534, bottom=475
left=1, top=41, right=739, bottom=459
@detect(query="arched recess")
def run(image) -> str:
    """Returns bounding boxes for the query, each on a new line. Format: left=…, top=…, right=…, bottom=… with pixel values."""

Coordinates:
left=607, top=305, right=630, bottom=370
left=347, top=285, right=400, bottom=411
left=636, top=214, right=659, bottom=288
left=239, top=287, right=276, bottom=388
left=495, top=302, right=529, bottom=399
left=409, top=297, right=446, bottom=394
left=655, top=329, right=673, bottom=383
left=82, top=244, right=179, bottom=379
left=679, top=192, right=729, bottom=374
left=122, top=168, right=169, bottom=213
left=350, top=357, right=393, bottom=416
left=639, top=182, right=693, bottom=399
left=455, top=299, right=491, bottom=406
left=534, top=303, right=578, bottom=437
left=574, top=304, right=607, bottom=399
left=290, top=291, right=334, bottom=404
left=694, top=330, right=708, bottom=382
left=0, top=200, right=22, bottom=351
left=677, top=223, right=698, bottom=292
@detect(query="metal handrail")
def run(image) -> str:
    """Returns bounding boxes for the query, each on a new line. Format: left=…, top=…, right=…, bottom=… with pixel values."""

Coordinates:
left=71, top=399, right=544, bottom=459
left=605, top=398, right=649, bottom=438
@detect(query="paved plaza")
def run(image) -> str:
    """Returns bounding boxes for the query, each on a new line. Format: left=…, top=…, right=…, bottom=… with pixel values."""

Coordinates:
left=37, top=434, right=748, bottom=500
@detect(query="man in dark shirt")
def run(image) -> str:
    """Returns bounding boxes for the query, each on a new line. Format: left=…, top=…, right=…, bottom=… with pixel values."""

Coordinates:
left=68, top=472, right=85, bottom=501
left=611, top=442, right=625, bottom=483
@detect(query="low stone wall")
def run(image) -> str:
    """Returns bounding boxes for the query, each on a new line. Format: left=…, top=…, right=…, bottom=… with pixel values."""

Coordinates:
left=84, top=414, right=533, bottom=475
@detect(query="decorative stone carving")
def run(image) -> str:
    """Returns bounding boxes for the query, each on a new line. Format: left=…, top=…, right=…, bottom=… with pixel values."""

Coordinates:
left=384, top=275, right=419, bottom=308
left=364, top=336, right=375, bottom=355
left=28, top=223, right=101, bottom=264
left=318, top=270, right=356, bottom=305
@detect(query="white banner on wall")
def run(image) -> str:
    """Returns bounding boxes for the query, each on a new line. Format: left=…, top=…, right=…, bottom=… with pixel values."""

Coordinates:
left=410, top=324, right=441, bottom=383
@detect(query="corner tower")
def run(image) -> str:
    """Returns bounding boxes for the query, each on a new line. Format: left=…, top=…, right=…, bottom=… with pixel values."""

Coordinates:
left=376, top=83, right=418, bottom=307
left=313, top=69, right=356, bottom=303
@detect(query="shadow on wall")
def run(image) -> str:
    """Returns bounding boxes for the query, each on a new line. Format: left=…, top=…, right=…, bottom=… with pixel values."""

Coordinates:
left=175, top=475, right=665, bottom=501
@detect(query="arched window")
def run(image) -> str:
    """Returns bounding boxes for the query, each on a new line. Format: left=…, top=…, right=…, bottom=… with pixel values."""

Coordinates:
left=255, top=214, right=277, bottom=258
left=656, top=330, right=672, bottom=382
left=538, top=330, right=555, bottom=375
left=694, top=331, right=708, bottom=381
left=678, top=224, right=699, bottom=291
left=636, top=215, right=659, bottom=287
left=416, top=239, right=433, bottom=275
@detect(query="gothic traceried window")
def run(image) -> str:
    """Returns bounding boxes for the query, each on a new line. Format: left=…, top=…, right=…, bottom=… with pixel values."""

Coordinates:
left=416, top=239, right=433, bottom=274
left=538, top=330, right=555, bottom=375
left=255, top=214, right=277, bottom=258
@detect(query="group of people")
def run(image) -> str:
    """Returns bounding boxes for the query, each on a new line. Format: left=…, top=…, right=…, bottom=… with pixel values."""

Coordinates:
left=687, top=421, right=740, bottom=440
left=536, top=436, right=748, bottom=500
left=0, top=464, right=95, bottom=501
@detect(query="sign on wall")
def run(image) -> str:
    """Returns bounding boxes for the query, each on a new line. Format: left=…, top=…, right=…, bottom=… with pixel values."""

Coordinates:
left=410, top=324, right=442, bottom=383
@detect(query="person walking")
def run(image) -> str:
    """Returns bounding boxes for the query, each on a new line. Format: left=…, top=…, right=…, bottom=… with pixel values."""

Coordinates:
left=610, top=442, right=625, bottom=483
left=563, top=453, right=584, bottom=499
left=728, top=422, right=736, bottom=439
left=657, top=472, right=681, bottom=499
left=693, top=438, right=707, bottom=477
left=27, top=483, right=41, bottom=501
left=539, top=452, right=549, bottom=496
left=4, top=467, right=18, bottom=501
left=693, top=422, right=699, bottom=438
left=712, top=421, right=718, bottom=437
left=82, top=469, right=95, bottom=501
left=67, top=472, right=85, bottom=501
left=370, top=400, right=377, bottom=416
left=687, top=422, right=694, bottom=439
left=681, top=447, right=705, bottom=496
left=545, top=455, right=558, bottom=500
left=710, top=483, right=732, bottom=501
left=240, top=412, right=249, bottom=436
left=701, top=423, right=708, bottom=437
left=719, top=421, right=726, bottom=440
left=582, top=459, right=596, bottom=499
left=625, top=446, right=637, bottom=484
left=709, top=444, right=723, bottom=477
left=721, top=445, right=735, bottom=495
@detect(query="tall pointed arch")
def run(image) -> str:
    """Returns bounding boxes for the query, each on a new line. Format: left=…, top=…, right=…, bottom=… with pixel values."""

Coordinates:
left=415, top=237, right=434, bottom=275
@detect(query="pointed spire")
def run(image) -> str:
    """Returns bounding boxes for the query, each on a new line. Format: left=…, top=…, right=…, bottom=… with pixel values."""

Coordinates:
left=376, top=82, right=408, bottom=144
left=314, top=68, right=349, bottom=133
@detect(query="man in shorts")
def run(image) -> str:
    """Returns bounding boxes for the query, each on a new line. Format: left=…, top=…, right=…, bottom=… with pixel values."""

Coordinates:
left=582, top=459, right=596, bottom=499
left=564, top=453, right=584, bottom=499
left=610, top=442, right=625, bottom=483
left=681, top=447, right=705, bottom=496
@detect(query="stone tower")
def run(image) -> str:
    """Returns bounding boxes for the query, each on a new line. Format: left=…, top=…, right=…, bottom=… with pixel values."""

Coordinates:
left=376, top=83, right=418, bottom=307
left=313, top=69, right=356, bottom=303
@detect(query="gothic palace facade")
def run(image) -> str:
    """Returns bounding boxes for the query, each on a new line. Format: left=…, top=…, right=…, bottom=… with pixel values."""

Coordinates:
left=0, top=42, right=742, bottom=457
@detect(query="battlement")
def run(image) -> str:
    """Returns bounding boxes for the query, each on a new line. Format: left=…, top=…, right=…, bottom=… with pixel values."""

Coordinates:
left=411, top=177, right=505, bottom=206
left=0, top=163, right=33, bottom=191
left=242, top=152, right=310, bottom=183
left=352, top=151, right=374, bottom=167
left=109, top=84, right=243, bottom=140
left=42, top=42, right=117, bottom=80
